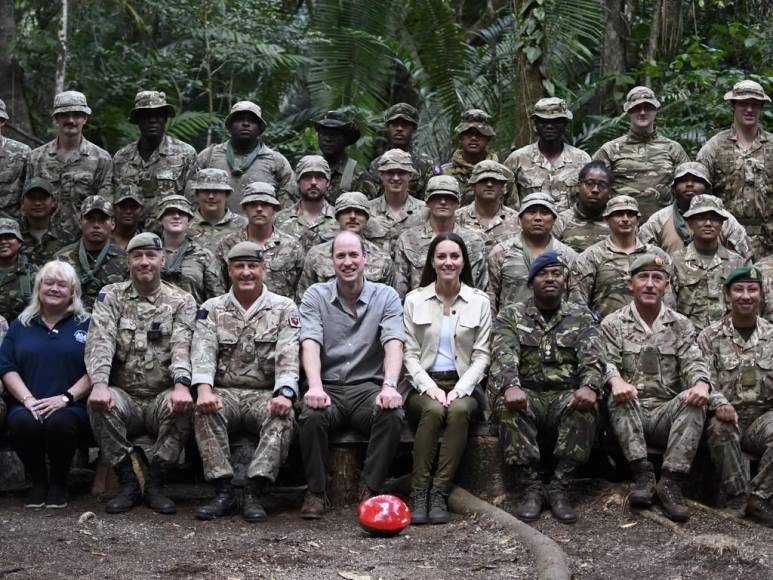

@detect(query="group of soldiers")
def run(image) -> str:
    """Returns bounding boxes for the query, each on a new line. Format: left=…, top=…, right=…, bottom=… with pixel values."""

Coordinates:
left=0, top=76, right=770, bottom=526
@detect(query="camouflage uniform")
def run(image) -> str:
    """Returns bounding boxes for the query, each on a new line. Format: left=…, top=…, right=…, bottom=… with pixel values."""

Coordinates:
left=489, top=298, right=603, bottom=467
left=85, top=279, right=196, bottom=466
left=0, top=218, right=36, bottom=322
left=161, top=241, right=225, bottom=305
left=55, top=239, right=128, bottom=312
left=191, top=288, right=300, bottom=482
left=0, top=314, right=6, bottom=429
left=394, top=222, right=488, bottom=299
left=757, top=256, right=773, bottom=324
left=326, top=157, right=377, bottom=203
left=19, top=216, right=73, bottom=266
left=602, top=302, right=710, bottom=474
left=188, top=208, right=247, bottom=257
left=552, top=204, right=609, bottom=254
left=273, top=200, right=339, bottom=252
left=455, top=202, right=520, bottom=252
left=0, top=134, right=31, bottom=220
left=366, top=193, right=425, bottom=256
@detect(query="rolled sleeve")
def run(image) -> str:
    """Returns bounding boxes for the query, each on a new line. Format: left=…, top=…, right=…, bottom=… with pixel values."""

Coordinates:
left=379, top=287, right=405, bottom=345
left=299, top=285, right=324, bottom=345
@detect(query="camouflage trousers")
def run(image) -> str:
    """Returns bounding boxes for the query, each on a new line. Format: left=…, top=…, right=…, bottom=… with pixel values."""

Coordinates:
left=705, top=410, right=773, bottom=500
left=194, top=388, right=295, bottom=482
left=608, top=391, right=706, bottom=474
left=88, top=387, right=192, bottom=467
left=497, top=389, right=599, bottom=467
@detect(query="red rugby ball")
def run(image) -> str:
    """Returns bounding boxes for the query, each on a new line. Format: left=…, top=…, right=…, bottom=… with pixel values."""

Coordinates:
left=357, top=494, right=411, bottom=537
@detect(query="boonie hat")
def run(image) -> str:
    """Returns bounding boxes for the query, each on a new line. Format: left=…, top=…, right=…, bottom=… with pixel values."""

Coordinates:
left=52, top=91, right=92, bottom=116
left=425, top=175, right=461, bottom=201
left=683, top=195, right=730, bottom=221
left=240, top=182, right=280, bottom=207
left=225, top=101, right=266, bottom=131
left=129, top=91, right=175, bottom=123
left=314, top=110, right=361, bottom=144
left=191, top=168, right=233, bottom=192
left=518, top=192, right=557, bottom=217
left=469, top=160, right=512, bottom=185
left=672, top=161, right=712, bottom=187
left=623, top=86, right=660, bottom=113
left=295, top=155, right=331, bottom=181
left=157, top=195, right=194, bottom=220
left=377, top=149, right=416, bottom=174
left=723, top=80, right=770, bottom=103
left=603, top=195, right=640, bottom=218
left=532, top=97, right=573, bottom=120
left=335, top=192, right=371, bottom=217
left=454, top=109, right=495, bottom=137
left=0, top=218, right=23, bottom=241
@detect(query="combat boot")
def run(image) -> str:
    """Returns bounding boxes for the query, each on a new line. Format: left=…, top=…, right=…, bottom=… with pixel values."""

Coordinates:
left=144, top=461, right=176, bottom=514
left=242, top=477, right=268, bottom=523
left=629, top=459, right=656, bottom=506
left=105, top=456, right=142, bottom=514
left=721, top=494, right=747, bottom=519
left=300, top=491, right=326, bottom=519
left=514, top=466, right=544, bottom=523
left=746, top=495, right=773, bottom=527
left=655, top=471, right=689, bottom=522
left=428, top=488, right=449, bottom=525
left=409, top=488, right=429, bottom=525
left=547, top=460, right=578, bottom=524
left=196, top=478, right=237, bottom=520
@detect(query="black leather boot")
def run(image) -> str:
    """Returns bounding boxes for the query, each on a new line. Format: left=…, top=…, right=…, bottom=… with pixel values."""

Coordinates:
left=547, top=460, right=578, bottom=524
left=196, top=478, right=237, bottom=521
left=144, top=461, right=176, bottom=514
left=242, top=477, right=268, bottom=523
left=428, top=488, right=449, bottom=525
left=655, top=470, right=689, bottom=522
left=514, top=466, right=544, bottom=523
left=105, top=456, right=142, bottom=514
left=409, top=488, right=429, bottom=525
left=629, top=459, right=656, bottom=507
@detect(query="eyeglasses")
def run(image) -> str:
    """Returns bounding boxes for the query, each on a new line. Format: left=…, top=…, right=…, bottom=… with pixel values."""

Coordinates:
left=580, top=179, right=611, bottom=191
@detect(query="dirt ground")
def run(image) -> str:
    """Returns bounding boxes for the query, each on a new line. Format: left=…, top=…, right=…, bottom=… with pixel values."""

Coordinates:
left=0, top=479, right=771, bottom=580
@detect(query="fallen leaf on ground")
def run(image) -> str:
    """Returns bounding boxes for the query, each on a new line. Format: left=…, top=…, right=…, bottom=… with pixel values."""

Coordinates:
left=337, top=571, right=371, bottom=580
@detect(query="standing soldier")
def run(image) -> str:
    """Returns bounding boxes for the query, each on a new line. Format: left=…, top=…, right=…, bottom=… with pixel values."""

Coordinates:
left=274, top=156, right=339, bottom=251
left=197, top=101, right=295, bottom=211
left=455, top=160, right=520, bottom=252
left=593, top=87, right=688, bottom=221
left=671, top=195, right=747, bottom=332
left=442, top=109, right=498, bottom=206
left=192, top=242, right=300, bottom=523
left=490, top=251, right=603, bottom=524
left=314, top=111, right=376, bottom=202
left=55, top=196, right=128, bottom=312
left=0, top=98, right=31, bottom=220
left=505, top=98, right=590, bottom=212
left=187, top=168, right=247, bottom=256
left=697, top=80, right=772, bottom=261
left=603, top=254, right=712, bottom=522
left=369, top=103, right=432, bottom=199
left=757, top=255, right=773, bottom=323
left=86, top=232, right=196, bottom=515
left=553, top=161, right=612, bottom=254
left=699, top=267, right=773, bottom=526
left=111, top=185, right=145, bottom=251
left=639, top=161, right=750, bottom=259
left=29, top=91, right=113, bottom=237
left=112, top=91, right=197, bottom=222
left=0, top=218, right=36, bottom=322
left=19, top=178, right=72, bottom=266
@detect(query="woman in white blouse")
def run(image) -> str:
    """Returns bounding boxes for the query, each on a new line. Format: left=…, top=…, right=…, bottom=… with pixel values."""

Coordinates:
left=403, top=232, right=491, bottom=525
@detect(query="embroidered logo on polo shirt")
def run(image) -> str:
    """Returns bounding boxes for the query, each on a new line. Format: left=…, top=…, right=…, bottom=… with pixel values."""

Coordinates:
left=74, top=330, right=88, bottom=343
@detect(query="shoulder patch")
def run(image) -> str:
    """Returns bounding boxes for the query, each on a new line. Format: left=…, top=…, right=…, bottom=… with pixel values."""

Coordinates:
left=288, top=307, right=300, bottom=328
left=98, top=291, right=107, bottom=302
left=196, top=308, right=209, bottom=320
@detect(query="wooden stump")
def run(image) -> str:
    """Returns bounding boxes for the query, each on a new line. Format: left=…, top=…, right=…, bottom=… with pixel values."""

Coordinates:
left=328, top=445, right=362, bottom=506
left=0, top=448, right=26, bottom=492
left=456, top=435, right=510, bottom=501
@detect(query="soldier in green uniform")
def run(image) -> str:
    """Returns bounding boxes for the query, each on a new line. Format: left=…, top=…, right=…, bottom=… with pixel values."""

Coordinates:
left=553, top=161, right=612, bottom=254
left=0, top=98, right=31, bottom=220
left=187, top=168, right=247, bottom=256
left=19, top=178, right=72, bottom=266
left=490, top=251, right=603, bottom=524
left=111, top=184, right=145, bottom=251
left=0, top=218, right=36, bottom=322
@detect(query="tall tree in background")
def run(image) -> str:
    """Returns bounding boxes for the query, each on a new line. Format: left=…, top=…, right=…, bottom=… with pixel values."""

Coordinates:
left=0, top=0, right=34, bottom=143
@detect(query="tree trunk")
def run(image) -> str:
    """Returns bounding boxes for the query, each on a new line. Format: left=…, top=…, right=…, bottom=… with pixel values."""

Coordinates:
left=511, top=0, right=544, bottom=150
left=0, top=0, right=34, bottom=143
left=55, top=0, right=67, bottom=94
left=597, top=0, right=629, bottom=113
left=644, top=0, right=662, bottom=86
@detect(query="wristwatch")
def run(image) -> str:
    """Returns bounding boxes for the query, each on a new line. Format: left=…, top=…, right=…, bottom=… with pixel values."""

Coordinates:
left=175, top=376, right=192, bottom=387
left=62, top=392, right=75, bottom=406
left=383, top=378, right=398, bottom=389
left=275, top=386, right=297, bottom=402
left=584, top=384, right=603, bottom=396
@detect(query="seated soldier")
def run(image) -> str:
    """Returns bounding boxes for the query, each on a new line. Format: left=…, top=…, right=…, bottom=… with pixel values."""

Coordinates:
left=602, top=254, right=712, bottom=522
left=298, top=231, right=405, bottom=519
left=192, top=242, right=300, bottom=522
left=490, top=251, right=603, bottom=524
left=86, top=232, right=196, bottom=515
left=699, top=267, right=773, bottom=527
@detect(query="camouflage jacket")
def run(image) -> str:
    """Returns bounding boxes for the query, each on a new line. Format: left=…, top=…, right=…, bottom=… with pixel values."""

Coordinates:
left=639, top=203, right=752, bottom=259
left=113, top=135, right=198, bottom=220
left=161, top=240, right=225, bottom=305
left=442, top=150, right=499, bottom=206
left=0, top=255, right=37, bottom=322
left=455, top=202, right=520, bottom=252
left=754, top=256, right=773, bottom=324
left=552, top=204, right=609, bottom=254
left=504, top=142, right=590, bottom=213
left=602, top=302, right=710, bottom=411
left=698, top=315, right=773, bottom=428
left=0, top=136, right=31, bottom=220
left=366, top=193, right=426, bottom=256
left=324, top=156, right=377, bottom=203
left=0, top=314, right=6, bottom=394
left=393, top=222, right=488, bottom=300
left=191, top=288, right=300, bottom=394
left=197, top=141, right=295, bottom=211
left=187, top=209, right=247, bottom=257
left=368, top=149, right=434, bottom=200
left=671, top=242, right=747, bottom=332
left=697, top=126, right=773, bottom=227
left=216, top=227, right=304, bottom=301
left=593, top=130, right=689, bottom=221
left=489, top=298, right=604, bottom=407
left=273, top=200, right=339, bottom=252
left=55, top=240, right=129, bottom=312
left=19, top=216, right=74, bottom=266
left=85, top=280, right=195, bottom=399
left=568, top=237, right=674, bottom=320
left=28, top=138, right=113, bottom=236
left=488, top=234, right=577, bottom=314
left=297, top=237, right=394, bottom=302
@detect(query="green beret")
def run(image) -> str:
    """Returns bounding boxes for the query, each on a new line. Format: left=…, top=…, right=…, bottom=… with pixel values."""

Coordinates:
left=227, top=241, right=265, bottom=262
left=629, top=253, right=668, bottom=276
left=127, top=232, right=163, bottom=253
left=724, top=266, right=763, bottom=289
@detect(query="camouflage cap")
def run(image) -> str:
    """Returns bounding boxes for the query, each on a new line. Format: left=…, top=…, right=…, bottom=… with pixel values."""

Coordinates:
left=225, top=101, right=266, bottom=131
left=81, top=195, right=113, bottom=218
left=114, top=183, right=145, bottom=205
left=334, top=191, right=371, bottom=217
left=723, top=80, right=770, bottom=103
left=377, top=148, right=416, bottom=174
left=191, top=168, right=233, bottom=193
left=455, top=109, right=495, bottom=137
left=126, top=232, right=163, bottom=253
left=52, top=91, right=92, bottom=116
left=295, top=155, right=331, bottom=181
left=384, top=103, right=418, bottom=125
left=724, top=266, right=763, bottom=289
left=157, top=195, right=194, bottom=220
left=425, top=175, right=461, bottom=200
left=527, top=250, right=565, bottom=284
left=227, top=241, right=265, bottom=263
left=672, top=161, right=712, bottom=187
left=518, top=192, right=557, bottom=217
left=603, top=195, right=640, bottom=217
left=0, top=98, right=8, bottom=121
left=22, top=177, right=55, bottom=197
left=683, top=194, right=731, bottom=221
left=314, top=110, right=361, bottom=144
left=630, top=253, right=669, bottom=276
left=129, top=90, right=175, bottom=123
left=469, top=160, right=513, bottom=184
left=532, top=97, right=573, bottom=120
left=0, top=218, right=23, bottom=241
left=240, top=181, right=280, bottom=207
left=623, top=86, right=660, bottom=113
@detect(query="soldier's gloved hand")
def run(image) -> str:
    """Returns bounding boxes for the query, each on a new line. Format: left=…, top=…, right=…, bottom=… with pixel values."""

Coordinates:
left=168, top=384, right=194, bottom=414
left=196, top=385, right=223, bottom=414
left=425, top=387, right=447, bottom=406
left=304, top=387, right=331, bottom=409
left=685, top=381, right=710, bottom=407
left=88, top=382, right=114, bottom=411
left=503, top=386, right=528, bottom=410
left=376, top=386, right=403, bottom=409
left=268, top=395, right=293, bottom=417
left=715, top=403, right=738, bottom=424
left=568, top=386, right=597, bottom=410
left=609, top=378, right=637, bottom=403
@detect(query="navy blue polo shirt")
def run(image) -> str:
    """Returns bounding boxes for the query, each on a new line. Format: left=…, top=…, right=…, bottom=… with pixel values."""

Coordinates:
left=0, top=314, right=90, bottom=420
